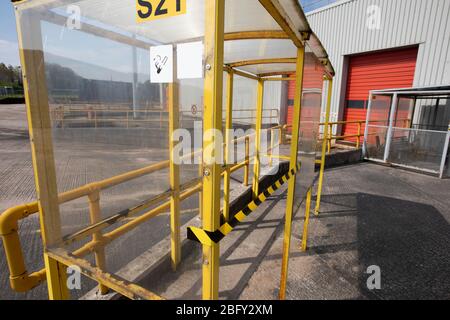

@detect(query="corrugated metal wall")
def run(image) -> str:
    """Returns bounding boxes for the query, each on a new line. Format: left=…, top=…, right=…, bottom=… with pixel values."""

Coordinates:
left=306, top=0, right=450, bottom=131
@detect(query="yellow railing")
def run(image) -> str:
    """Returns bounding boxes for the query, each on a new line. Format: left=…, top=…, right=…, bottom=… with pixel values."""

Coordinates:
left=320, top=119, right=411, bottom=153
left=50, top=105, right=280, bottom=128
left=0, top=125, right=286, bottom=294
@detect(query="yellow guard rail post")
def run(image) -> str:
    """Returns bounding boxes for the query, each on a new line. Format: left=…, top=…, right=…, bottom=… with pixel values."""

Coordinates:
left=279, top=45, right=305, bottom=300
left=169, top=79, right=181, bottom=271
left=201, top=0, right=224, bottom=300
left=244, top=136, right=250, bottom=187
left=87, top=187, right=109, bottom=294
left=223, top=68, right=234, bottom=221
left=301, top=187, right=313, bottom=251
left=252, top=79, right=265, bottom=199
left=315, top=77, right=333, bottom=215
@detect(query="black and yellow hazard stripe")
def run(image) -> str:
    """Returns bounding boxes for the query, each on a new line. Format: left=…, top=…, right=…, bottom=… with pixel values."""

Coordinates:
left=187, top=162, right=301, bottom=246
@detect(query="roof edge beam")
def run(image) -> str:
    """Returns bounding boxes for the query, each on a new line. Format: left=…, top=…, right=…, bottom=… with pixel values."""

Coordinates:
left=224, top=66, right=260, bottom=81
left=259, top=71, right=295, bottom=77
left=224, top=30, right=288, bottom=41
left=227, top=58, right=296, bottom=68
left=258, top=0, right=305, bottom=48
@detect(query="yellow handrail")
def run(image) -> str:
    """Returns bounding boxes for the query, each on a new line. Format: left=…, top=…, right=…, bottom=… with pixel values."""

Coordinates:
left=319, top=119, right=411, bottom=152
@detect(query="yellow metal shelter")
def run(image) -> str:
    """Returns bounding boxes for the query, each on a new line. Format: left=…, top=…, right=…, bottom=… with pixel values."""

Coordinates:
left=1, top=0, right=334, bottom=300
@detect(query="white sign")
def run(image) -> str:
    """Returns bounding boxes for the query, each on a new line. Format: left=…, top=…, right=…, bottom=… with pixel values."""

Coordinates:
left=150, top=44, right=173, bottom=83
left=177, top=41, right=204, bottom=79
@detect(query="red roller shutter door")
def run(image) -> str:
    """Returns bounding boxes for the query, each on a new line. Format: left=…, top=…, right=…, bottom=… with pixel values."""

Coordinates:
left=343, top=46, right=418, bottom=142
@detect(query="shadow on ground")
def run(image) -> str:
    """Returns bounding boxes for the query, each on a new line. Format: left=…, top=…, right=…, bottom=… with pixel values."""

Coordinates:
left=300, top=192, right=450, bottom=300
left=355, top=193, right=450, bottom=299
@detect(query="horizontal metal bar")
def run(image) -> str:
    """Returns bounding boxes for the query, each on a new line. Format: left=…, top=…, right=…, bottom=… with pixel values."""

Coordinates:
left=72, top=184, right=202, bottom=258
left=62, top=177, right=202, bottom=247
left=46, top=248, right=163, bottom=300
left=366, top=158, right=441, bottom=175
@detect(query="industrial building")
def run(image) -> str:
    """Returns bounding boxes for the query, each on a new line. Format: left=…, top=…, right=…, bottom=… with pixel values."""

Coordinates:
left=291, top=0, right=450, bottom=138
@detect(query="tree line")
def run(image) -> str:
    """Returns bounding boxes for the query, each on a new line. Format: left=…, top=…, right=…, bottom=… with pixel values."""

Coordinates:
left=0, top=63, right=22, bottom=88
left=45, top=63, right=161, bottom=106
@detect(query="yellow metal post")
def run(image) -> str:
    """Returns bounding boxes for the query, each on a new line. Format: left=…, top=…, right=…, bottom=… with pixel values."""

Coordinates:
left=87, top=190, right=109, bottom=294
left=202, top=0, right=224, bottom=300
left=244, top=136, right=250, bottom=186
left=223, top=70, right=234, bottom=221
left=328, top=123, right=332, bottom=153
left=314, top=78, right=333, bottom=215
left=198, top=155, right=203, bottom=221
left=269, top=128, right=275, bottom=167
left=279, top=127, right=283, bottom=146
left=15, top=10, right=69, bottom=300
left=169, top=81, right=181, bottom=271
left=252, top=79, right=264, bottom=198
left=279, top=46, right=305, bottom=300
left=301, top=187, right=313, bottom=251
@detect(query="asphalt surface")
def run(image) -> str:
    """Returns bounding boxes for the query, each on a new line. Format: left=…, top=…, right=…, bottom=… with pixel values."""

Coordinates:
left=240, top=162, right=450, bottom=300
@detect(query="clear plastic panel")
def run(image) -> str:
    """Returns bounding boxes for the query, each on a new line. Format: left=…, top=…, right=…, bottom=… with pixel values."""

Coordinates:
left=231, top=74, right=257, bottom=172
left=293, top=52, right=324, bottom=211
left=262, top=79, right=284, bottom=171
left=395, top=97, right=415, bottom=128
left=179, top=77, right=204, bottom=186
left=50, top=0, right=281, bottom=44
left=16, top=0, right=204, bottom=298
left=368, top=94, right=392, bottom=126
left=365, top=125, right=389, bottom=160
left=238, top=63, right=296, bottom=76
left=387, top=128, right=448, bottom=173
left=232, top=74, right=257, bottom=126
left=413, top=98, right=450, bottom=131
left=364, top=95, right=393, bottom=161
left=225, top=39, right=297, bottom=66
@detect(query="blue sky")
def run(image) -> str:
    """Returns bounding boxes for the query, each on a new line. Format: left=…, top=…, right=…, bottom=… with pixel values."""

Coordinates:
left=0, top=0, right=337, bottom=67
left=0, top=1, right=20, bottom=66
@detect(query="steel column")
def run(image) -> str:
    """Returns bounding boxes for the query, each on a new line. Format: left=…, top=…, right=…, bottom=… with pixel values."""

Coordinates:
left=169, top=81, right=181, bottom=270
left=202, top=0, right=225, bottom=300
left=252, top=79, right=265, bottom=198
left=315, top=77, right=333, bottom=215
left=439, top=126, right=450, bottom=179
left=362, top=92, right=374, bottom=158
left=244, top=136, right=250, bottom=186
left=279, top=46, right=305, bottom=300
left=301, top=187, right=313, bottom=251
left=384, top=93, right=399, bottom=162
left=87, top=190, right=108, bottom=294
left=223, top=70, right=234, bottom=221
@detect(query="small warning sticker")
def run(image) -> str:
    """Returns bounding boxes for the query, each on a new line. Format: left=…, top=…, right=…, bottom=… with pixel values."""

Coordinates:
left=136, top=0, right=186, bottom=23
left=150, top=44, right=173, bottom=83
